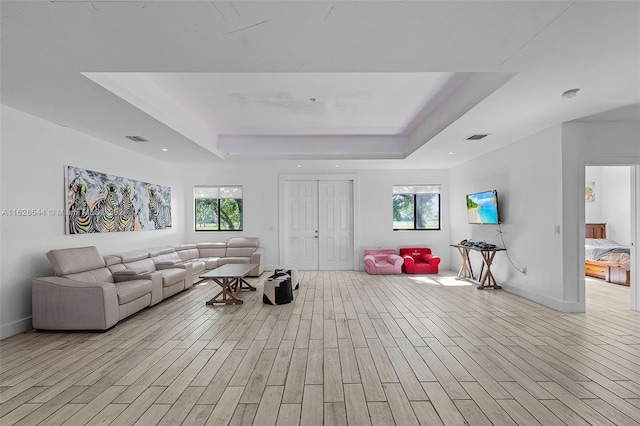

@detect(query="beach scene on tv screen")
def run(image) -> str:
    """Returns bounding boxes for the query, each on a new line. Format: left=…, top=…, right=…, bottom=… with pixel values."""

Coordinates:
left=466, top=191, right=498, bottom=224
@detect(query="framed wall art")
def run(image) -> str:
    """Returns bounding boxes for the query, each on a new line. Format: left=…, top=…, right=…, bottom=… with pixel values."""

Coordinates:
left=65, top=165, right=172, bottom=234
left=585, top=181, right=596, bottom=203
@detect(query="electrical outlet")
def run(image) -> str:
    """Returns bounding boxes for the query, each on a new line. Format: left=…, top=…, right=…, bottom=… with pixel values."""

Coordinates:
left=522, top=267, right=527, bottom=275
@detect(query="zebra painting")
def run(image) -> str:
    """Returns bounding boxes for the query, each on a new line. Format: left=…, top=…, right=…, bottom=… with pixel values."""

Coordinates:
left=65, top=166, right=171, bottom=234
left=117, top=184, right=137, bottom=231
left=147, top=186, right=171, bottom=229
left=92, top=182, right=119, bottom=232
left=67, top=178, right=94, bottom=234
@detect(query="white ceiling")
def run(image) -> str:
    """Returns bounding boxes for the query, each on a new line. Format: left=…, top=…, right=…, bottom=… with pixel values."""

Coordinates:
left=1, top=1, right=639, bottom=170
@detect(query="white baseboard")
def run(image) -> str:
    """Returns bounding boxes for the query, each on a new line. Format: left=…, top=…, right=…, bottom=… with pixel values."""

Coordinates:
left=501, top=284, right=584, bottom=313
left=1, top=316, right=33, bottom=340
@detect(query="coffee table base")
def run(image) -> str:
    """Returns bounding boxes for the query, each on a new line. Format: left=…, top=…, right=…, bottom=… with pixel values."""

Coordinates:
left=230, top=277, right=257, bottom=293
left=206, top=277, right=244, bottom=305
left=201, top=263, right=260, bottom=306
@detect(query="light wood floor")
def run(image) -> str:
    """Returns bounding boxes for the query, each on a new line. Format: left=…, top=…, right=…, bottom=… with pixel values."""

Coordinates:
left=1, top=271, right=639, bottom=425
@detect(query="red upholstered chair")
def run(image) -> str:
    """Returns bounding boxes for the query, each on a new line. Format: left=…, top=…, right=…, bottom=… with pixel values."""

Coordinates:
left=364, top=249, right=403, bottom=275
left=400, top=247, right=440, bottom=274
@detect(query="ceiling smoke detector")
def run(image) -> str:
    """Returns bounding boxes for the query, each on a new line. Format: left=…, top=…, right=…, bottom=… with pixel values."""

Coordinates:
left=125, top=135, right=149, bottom=142
left=466, top=134, right=489, bottom=140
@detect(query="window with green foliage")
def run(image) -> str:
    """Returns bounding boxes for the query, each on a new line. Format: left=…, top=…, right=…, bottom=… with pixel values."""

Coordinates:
left=194, top=186, right=243, bottom=231
left=393, top=185, right=441, bottom=230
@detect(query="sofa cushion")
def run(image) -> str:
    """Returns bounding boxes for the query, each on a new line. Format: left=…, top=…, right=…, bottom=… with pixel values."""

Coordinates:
left=227, top=237, right=259, bottom=248
left=103, top=255, right=122, bottom=267
left=219, top=257, right=250, bottom=266
left=197, top=243, right=227, bottom=258
left=47, top=246, right=105, bottom=276
left=188, top=260, right=207, bottom=275
left=176, top=243, right=197, bottom=251
left=400, top=248, right=432, bottom=260
left=153, top=251, right=182, bottom=264
left=148, top=246, right=176, bottom=257
left=118, top=251, right=149, bottom=263
left=64, top=268, right=115, bottom=283
left=226, top=237, right=259, bottom=257
left=160, top=268, right=187, bottom=287
left=176, top=248, right=200, bottom=262
left=115, top=279, right=153, bottom=304
left=199, top=257, right=220, bottom=269
left=123, top=257, right=157, bottom=273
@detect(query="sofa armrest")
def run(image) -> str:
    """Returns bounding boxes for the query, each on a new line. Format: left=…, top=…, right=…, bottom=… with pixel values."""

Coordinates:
left=388, top=254, right=403, bottom=267
left=113, top=268, right=149, bottom=277
left=429, top=256, right=441, bottom=266
left=364, top=255, right=376, bottom=267
left=157, top=262, right=194, bottom=287
left=114, top=271, right=164, bottom=305
left=32, top=277, right=119, bottom=330
left=155, top=262, right=182, bottom=270
left=402, top=254, right=415, bottom=266
left=249, top=247, right=265, bottom=277
left=155, top=260, right=181, bottom=267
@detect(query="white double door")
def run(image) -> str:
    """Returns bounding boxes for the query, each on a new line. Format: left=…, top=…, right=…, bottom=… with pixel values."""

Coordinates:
left=285, top=180, right=354, bottom=270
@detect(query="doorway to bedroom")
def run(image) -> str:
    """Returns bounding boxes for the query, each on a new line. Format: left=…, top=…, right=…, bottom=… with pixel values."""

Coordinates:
left=584, top=165, right=636, bottom=311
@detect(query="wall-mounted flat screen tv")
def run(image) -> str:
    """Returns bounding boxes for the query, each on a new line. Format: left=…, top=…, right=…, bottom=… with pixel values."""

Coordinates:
left=466, top=190, right=499, bottom=224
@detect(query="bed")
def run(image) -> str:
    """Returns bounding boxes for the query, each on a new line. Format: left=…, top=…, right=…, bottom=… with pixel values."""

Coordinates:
left=585, top=223, right=631, bottom=286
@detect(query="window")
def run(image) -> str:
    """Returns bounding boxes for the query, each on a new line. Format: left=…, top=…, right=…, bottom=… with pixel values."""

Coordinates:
left=194, top=186, right=243, bottom=231
left=393, top=185, right=441, bottom=230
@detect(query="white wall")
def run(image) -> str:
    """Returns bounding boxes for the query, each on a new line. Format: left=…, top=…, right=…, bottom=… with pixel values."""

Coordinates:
left=450, top=126, right=566, bottom=309
left=0, top=105, right=184, bottom=338
left=585, top=166, right=631, bottom=245
left=449, top=122, right=639, bottom=313
left=182, top=168, right=452, bottom=271
left=357, top=169, right=451, bottom=268
left=182, top=168, right=282, bottom=269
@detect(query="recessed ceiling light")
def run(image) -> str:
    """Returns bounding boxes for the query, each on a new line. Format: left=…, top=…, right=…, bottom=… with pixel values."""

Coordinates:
left=335, top=165, right=340, bottom=168
left=447, top=151, right=454, bottom=155
left=561, top=88, right=580, bottom=98
left=296, top=165, right=302, bottom=168
left=161, top=148, right=168, bottom=152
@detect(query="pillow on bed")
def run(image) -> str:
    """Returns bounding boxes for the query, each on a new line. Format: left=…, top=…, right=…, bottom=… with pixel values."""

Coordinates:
left=586, top=238, right=620, bottom=246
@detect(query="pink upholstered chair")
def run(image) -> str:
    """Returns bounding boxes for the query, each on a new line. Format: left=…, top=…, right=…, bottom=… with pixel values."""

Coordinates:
left=364, top=249, right=403, bottom=275
left=400, top=247, right=440, bottom=274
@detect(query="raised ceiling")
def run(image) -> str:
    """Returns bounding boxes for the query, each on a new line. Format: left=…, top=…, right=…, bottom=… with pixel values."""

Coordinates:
left=1, top=1, right=638, bottom=169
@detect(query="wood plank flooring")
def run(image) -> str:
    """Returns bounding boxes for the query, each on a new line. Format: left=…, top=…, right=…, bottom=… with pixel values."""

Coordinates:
left=1, top=271, right=639, bottom=425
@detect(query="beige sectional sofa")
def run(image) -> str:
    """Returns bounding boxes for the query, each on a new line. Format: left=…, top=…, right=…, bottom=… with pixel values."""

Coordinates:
left=32, top=237, right=264, bottom=331
left=112, top=249, right=191, bottom=299
left=32, top=246, right=164, bottom=331
left=175, top=238, right=264, bottom=278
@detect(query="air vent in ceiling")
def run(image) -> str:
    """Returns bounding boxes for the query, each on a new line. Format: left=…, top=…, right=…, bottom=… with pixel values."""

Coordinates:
left=125, top=135, right=149, bottom=142
left=466, top=134, right=489, bottom=140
